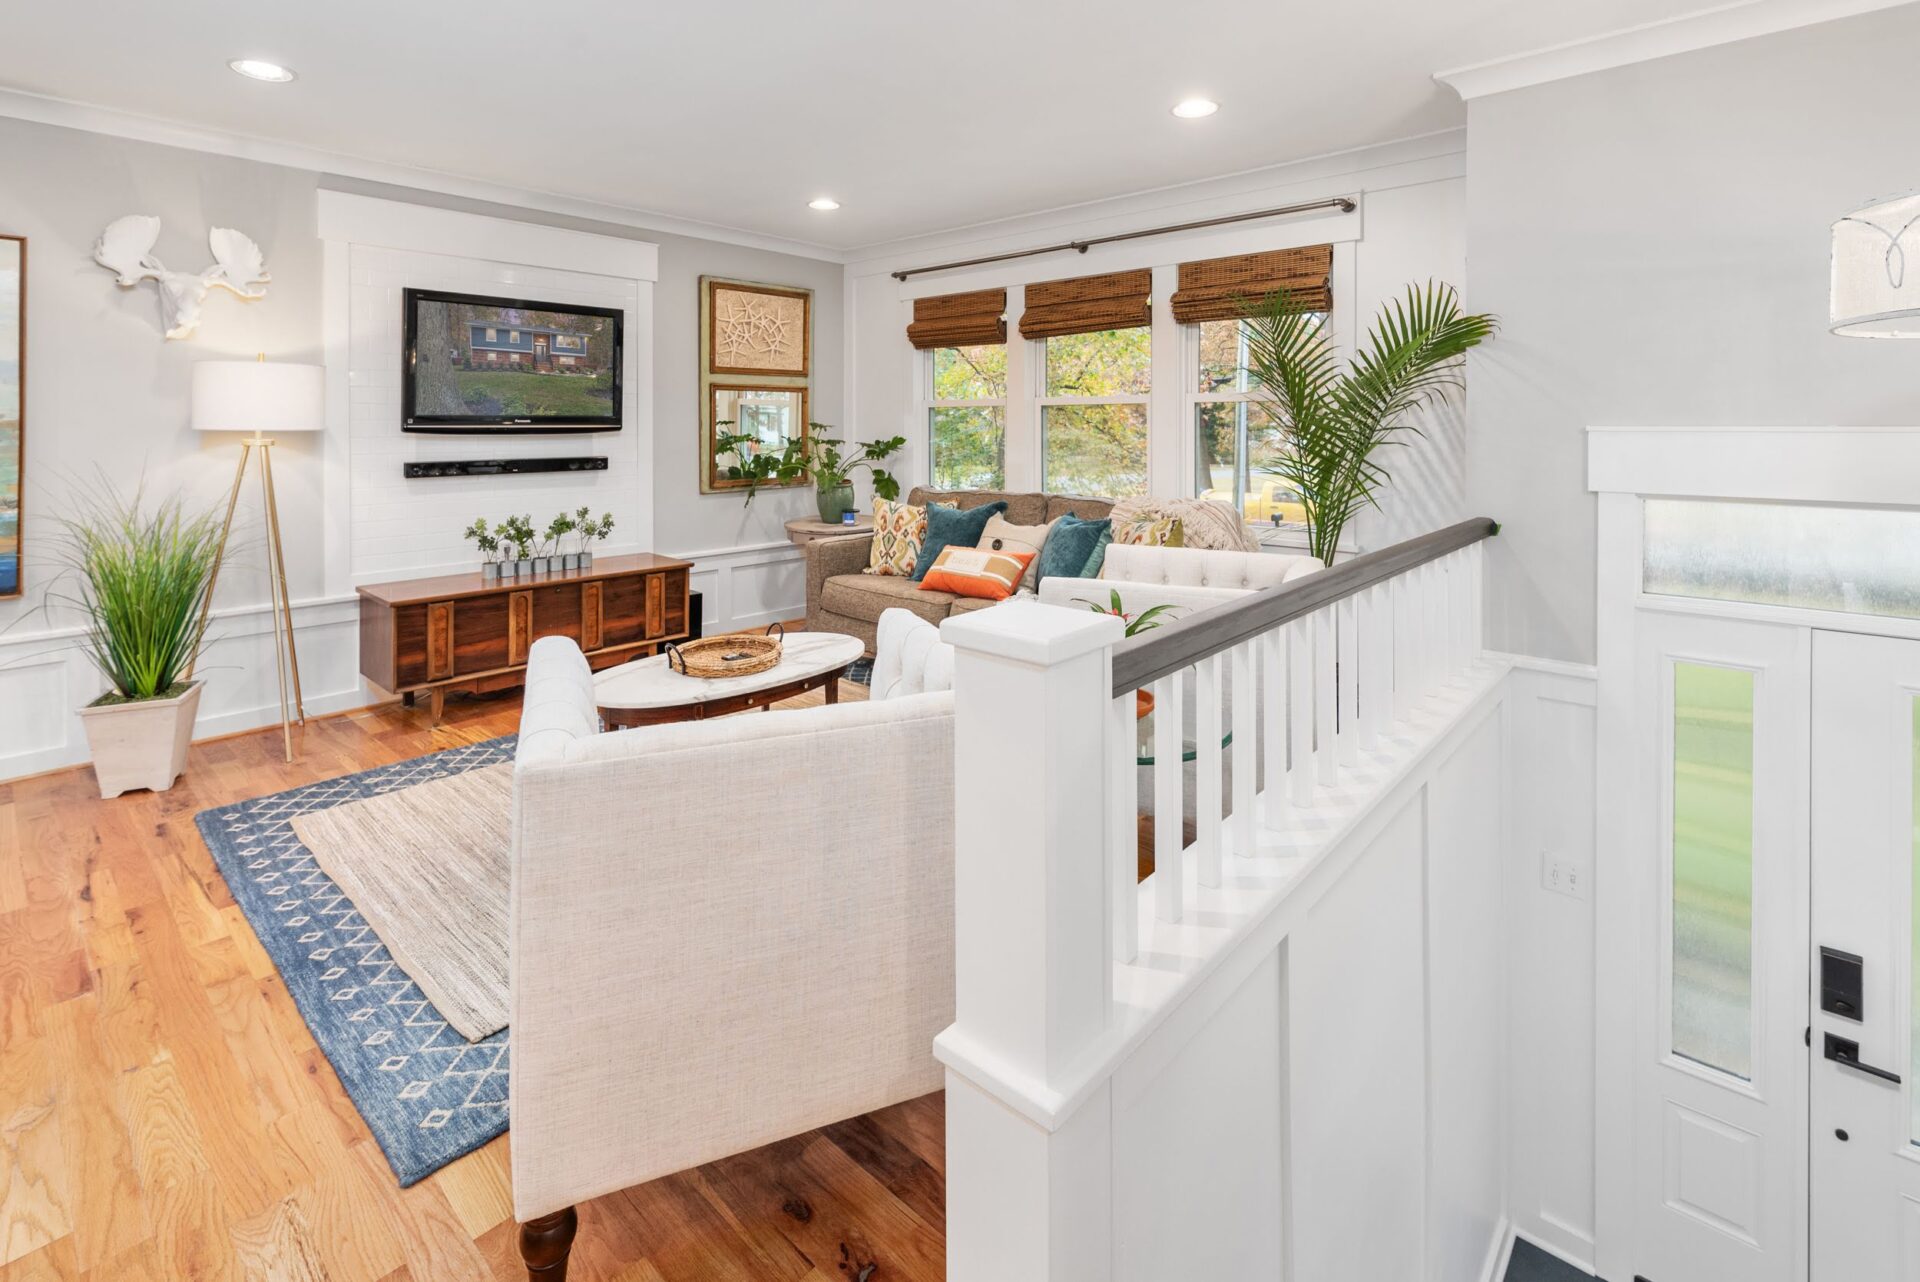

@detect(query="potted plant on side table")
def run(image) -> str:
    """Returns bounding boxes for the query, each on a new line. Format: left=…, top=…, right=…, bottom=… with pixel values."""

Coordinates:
left=714, top=422, right=906, bottom=521
left=56, top=483, right=224, bottom=798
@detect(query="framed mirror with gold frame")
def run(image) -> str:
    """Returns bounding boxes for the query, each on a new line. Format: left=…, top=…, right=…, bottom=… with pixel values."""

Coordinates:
left=705, top=384, right=809, bottom=492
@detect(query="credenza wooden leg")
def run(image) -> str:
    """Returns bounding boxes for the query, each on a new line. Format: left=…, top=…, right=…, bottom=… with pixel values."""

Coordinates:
left=518, top=1206, right=578, bottom=1281
left=428, top=687, right=445, bottom=722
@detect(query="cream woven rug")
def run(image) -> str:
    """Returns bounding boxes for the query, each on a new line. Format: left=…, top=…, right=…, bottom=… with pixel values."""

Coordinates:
left=291, top=763, right=512, bottom=1041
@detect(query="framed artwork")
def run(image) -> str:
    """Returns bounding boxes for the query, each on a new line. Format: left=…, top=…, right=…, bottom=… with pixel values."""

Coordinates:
left=704, top=278, right=811, bottom=377
left=699, top=276, right=813, bottom=493
left=1, top=236, right=20, bottom=598
left=705, top=384, right=809, bottom=492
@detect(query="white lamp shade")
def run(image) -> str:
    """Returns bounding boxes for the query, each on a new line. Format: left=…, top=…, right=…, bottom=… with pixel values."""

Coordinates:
left=191, top=361, right=325, bottom=432
left=1831, top=190, right=1920, bottom=337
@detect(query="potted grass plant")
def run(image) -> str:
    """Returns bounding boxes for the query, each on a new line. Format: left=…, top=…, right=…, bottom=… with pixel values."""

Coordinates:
left=571, top=507, right=614, bottom=569
left=53, top=482, right=224, bottom=798
left=499, top=514, right=536, bottom=577
left=464, top=518, right=505, bottom=580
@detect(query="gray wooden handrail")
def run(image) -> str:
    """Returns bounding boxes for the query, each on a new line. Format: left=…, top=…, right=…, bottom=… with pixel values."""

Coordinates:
left=1109, top=517, right=1498, bottom=697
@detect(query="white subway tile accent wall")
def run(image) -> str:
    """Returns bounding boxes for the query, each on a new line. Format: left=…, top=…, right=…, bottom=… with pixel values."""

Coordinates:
left=344, top=245, right=648, bottom=584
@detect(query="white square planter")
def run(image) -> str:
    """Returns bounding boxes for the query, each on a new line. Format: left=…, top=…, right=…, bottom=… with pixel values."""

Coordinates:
left=76, top=681, right=203, bottom=799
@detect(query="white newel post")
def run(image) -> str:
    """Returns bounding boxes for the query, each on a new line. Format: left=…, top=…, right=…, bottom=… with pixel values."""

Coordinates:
left=937, top=599, right=1127, bottom=1282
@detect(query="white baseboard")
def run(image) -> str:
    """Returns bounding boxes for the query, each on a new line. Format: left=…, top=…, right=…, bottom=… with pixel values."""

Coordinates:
left=1481, top=1218, right=1518, bottom=1282
left=1512, top=1223, right=1596, bottom=1277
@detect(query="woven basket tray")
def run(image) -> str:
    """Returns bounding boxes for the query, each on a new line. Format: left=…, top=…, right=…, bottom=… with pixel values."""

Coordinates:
left=664, top=623, right=785, bottom=679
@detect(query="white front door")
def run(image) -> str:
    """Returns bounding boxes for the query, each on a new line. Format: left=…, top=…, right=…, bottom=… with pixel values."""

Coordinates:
left=1810, top=629, right=1920, bottom=1280
left=1631, top=611, right=1810, bottom=1282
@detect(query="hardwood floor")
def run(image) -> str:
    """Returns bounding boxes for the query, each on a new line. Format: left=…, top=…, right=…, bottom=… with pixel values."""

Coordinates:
left=0, top=679, right=947, bottom=1282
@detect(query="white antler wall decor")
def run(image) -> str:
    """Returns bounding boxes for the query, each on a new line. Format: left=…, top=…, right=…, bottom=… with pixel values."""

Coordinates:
left=92, top=215, right=272, bottom=340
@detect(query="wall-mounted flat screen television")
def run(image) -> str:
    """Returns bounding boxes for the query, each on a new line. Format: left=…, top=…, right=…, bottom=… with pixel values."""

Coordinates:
left=402, top=288, right=623, bottom=432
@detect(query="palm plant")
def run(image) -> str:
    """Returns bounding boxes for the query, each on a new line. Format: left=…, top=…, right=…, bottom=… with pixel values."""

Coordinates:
left=52, top=481, right=223, bottom=703
left=1242, top=281, right=1497, bottom=565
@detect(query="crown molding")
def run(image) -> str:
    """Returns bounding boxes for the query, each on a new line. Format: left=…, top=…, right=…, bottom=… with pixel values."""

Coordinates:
left=0, top=85, right=849, bottom=263
left=1435, top=0, right=1914, bottom=100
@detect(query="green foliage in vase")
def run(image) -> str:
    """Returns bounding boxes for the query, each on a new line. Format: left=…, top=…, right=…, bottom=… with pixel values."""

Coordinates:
left=497, top=514, right=536, bottom=561
left=462, top=517, right=501, bottom=558
left=714, top=422, right=906, bottom=507
left=1075, top=587, right=1180, bottom=638
left=49, top=478, right=223, bottom=703
left=1242, top=281, right=1497, bottom=565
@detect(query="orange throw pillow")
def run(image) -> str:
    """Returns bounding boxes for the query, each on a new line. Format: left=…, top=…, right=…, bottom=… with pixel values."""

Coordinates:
left=917, top=546, right=1035, bottom=601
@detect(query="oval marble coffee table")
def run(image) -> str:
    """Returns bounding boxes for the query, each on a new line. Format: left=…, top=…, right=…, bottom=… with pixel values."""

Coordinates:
left=592, top=631, right=866, bottom=728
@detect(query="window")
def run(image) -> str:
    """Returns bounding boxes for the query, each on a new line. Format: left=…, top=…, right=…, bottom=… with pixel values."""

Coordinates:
left=1189, top=316, right=1312, bottom=522
left=1670, top=660, right=1755, bottom=1080
left=508, top=329, right=521, bottom=342
left=484, top=327, right=497, bottom=341
left=928, top=343, right=1006, bottom=490
left=1644, top=498, right=1920, bottom=622
left=1041, top=327, right=1149, bottom=497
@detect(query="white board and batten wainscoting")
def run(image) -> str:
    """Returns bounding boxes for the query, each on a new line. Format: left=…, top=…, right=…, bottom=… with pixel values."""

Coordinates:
left=1592, top=426, right=1920, bottom=1282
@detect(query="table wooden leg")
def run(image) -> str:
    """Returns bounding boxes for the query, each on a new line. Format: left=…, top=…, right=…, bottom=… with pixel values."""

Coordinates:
left=428, top=687, right=445, bottom=722
left=825, top=676, right=840, bottom=705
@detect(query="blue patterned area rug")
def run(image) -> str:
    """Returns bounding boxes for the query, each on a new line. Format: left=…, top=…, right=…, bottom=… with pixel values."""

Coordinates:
left=194, top=735, right=516, bottom=1186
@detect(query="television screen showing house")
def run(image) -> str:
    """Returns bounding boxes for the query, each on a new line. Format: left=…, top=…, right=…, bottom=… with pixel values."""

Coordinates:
left=410, top=296, right=617, bottom=421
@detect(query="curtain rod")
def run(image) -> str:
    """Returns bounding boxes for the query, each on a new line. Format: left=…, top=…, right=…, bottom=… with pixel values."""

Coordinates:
left=889, top=196, right=1357, bottom=283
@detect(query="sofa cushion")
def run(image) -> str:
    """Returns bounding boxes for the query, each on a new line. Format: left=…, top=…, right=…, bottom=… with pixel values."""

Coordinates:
left=912, top=500, right=1008, bottom=580
left=908, top=487, right=1048, bottom=527
left=821, top=573, right=957, bottom=625
left=919, top=546, right=1034, bottom=601
left=948, top=596, right=999, bottom=615
left=1036, top=513, right=1110, bottom=582
left=978, top=513, right=1053, bottom=561
left=865, top=497, right=927, bottom=577
left=1045, top=494, right=1115, bottom=522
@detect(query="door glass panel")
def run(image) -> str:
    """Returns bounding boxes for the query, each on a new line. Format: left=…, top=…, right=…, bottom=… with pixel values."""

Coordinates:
left=1911, top=696, right=1920, bottom=1145
left=1671, top=661, right=1756, bottom=1079
left=1644, top=498, right=1920, bottom=621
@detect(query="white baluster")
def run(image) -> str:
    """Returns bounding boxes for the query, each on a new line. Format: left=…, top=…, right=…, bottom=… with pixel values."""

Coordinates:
left=1195, top=655, right=1223, bottom=888
left=1359, top=582, right=1388, bottom=749
left=1109, top=690, right=1138, bottom=964
left=1261, top=627, right=1287, bottom=824
left=1289, top=617, right=1314, bottom=807
left=1314, top=608, right=1337, bottom=786
left=1231, top=640, right=1257, bottom=860
left=1336, top=596, right=1359, bottom=766
left=1153, top=670, right=1185, bottom=922
left=1392, top=572, right=1414, bottom=724
left=1469, top=541, right=1485, bottom=659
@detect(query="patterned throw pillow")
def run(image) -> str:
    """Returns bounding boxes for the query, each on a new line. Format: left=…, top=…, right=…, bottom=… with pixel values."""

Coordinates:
left=917, top=546, right=1035, bottom=601
left=865, top=498, right=927, bottom=576
left=1113, top=516, right=1186, bottom=548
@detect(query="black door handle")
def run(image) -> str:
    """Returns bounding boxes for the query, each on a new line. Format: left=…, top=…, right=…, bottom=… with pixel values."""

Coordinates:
left=1825, top=1033, right=1903, bottom=1084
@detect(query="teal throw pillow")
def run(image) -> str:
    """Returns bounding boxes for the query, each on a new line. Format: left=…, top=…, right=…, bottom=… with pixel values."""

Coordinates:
left=1036, top=514, right=1111, bottom=582
left=912, top=501, right=1008, bottom=580
left=1078, top=526, right=1114, bottom=578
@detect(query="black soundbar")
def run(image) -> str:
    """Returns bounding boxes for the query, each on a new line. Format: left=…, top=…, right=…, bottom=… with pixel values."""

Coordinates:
left=403, top=456, right=609, bottom=479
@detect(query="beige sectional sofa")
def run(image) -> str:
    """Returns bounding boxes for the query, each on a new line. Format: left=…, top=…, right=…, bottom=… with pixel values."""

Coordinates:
left=803, top=487, right=1114, bottom=651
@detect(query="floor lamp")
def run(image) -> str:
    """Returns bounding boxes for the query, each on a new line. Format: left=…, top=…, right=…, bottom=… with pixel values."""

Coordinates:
left=190, top=358, right=325, bottom=762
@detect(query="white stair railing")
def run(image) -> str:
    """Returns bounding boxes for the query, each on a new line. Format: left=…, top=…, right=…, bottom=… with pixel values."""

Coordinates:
left=936, top=518, right=1499, bottom=1282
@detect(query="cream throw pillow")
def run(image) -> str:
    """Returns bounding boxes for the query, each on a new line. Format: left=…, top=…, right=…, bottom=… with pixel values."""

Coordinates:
left=976, top=514, right=1055, bottom=561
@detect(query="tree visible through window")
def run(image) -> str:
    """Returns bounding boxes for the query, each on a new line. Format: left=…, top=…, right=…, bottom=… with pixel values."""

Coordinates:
left=1191, top=316, right=1312, bottom=522
left=929, top=343, right=1006, bottom=489
left=1042, top=327, right=1149, bottom=497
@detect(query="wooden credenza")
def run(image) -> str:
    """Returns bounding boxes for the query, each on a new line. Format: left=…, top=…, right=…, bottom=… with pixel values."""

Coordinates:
left=357, top=553, right=693, bottom=718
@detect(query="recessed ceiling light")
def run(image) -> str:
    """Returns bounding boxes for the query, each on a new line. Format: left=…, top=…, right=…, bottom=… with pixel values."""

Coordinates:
left=808, top=197, right=841, bottom=212
left=229, top=58, right=296, bottom=83
left=1172, top=98, right=1219, bottom=119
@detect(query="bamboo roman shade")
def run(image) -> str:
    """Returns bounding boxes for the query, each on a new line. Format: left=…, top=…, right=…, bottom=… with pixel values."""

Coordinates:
left=1019, top=269, right=1153, bottom=339
left=907, top=288, right=1008, bottom=349
left=1169, top=244, right=1333, bottom=323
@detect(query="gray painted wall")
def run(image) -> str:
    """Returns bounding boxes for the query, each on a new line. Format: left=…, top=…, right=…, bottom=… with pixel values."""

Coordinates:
left=0, top=115, right=839, bottom=638
left=1464, top=5, right=1920, bottom=664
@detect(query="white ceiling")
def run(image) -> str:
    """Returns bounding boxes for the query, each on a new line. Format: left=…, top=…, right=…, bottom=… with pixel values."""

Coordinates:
left=0, top=0, right=1800, bottom=253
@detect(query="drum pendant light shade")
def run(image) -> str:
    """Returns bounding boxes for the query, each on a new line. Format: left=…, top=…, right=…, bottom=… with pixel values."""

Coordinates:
left=1831, top=191, right=1920, bottom=337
